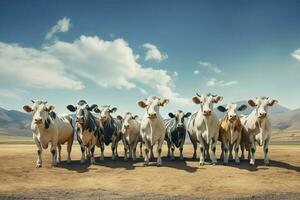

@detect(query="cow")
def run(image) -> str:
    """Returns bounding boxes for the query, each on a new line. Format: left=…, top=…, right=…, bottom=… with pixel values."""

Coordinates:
left=187, top=92, right=223, bottom=165
left=23, top=100, right=74, bottom=168
left=164, top=110, right=191, bottom=160
left=138, top=96, right=169, bottom=166
left=93, top=105, right=122, bottom=160
left=217, top=103, right=247, bottom=164
left=117, top=112, right=143, bottom=161
left=240, top=97, right=278, bottom=165
left=67, top=100, right=102, bottom=164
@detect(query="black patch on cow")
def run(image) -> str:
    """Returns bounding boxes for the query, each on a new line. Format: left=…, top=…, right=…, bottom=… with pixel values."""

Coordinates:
left=251, top=148, right=255, bottom=154
left=200, top=147, right=204, bottom=153
left=265, top=148, right=268, bottom=154
left=44, top=118, right=51, bottom=129
left=158, top=148, right=162, bottom=154
left=51, top=149, right=56, bottom=156
left=49, top=112, right=56, bottom=119
left=80, top=146, right=85, bottom=153
left=78, top=100, right=87, bottom=106
left=101, top=116, right=121, bottom=146
left=37, top=150, right=41, bottom=155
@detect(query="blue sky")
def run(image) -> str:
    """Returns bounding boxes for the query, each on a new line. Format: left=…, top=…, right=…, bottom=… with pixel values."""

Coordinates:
left=0, top=0, right=300, bottom=117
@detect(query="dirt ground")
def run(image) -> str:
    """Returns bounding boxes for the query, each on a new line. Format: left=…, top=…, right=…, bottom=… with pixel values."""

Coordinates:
left=0, top=142, right=299, bottom=200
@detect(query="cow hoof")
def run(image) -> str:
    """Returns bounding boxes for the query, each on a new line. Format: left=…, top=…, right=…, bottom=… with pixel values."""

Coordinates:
left=249, top=163, right=255, bottom=166
left=235, top=162, right=240, bottom=165
left=124, top=158, right=128, bottom=161
left=199, top=162, right=204, bottom=166
left=171, top=157, right=175, bottom=161
left=157, top=163, right=162, bottom=167
left=143, top=163, right=149, bottom=167
left=36, top=164, right=42, bottom=168
left=80, top=160, right=85, bottom=164
left=212, top=162, right=217, bottom=166
left=264, top=163, right=270, bottom=166
left=223, top=163, right=228, bottom=166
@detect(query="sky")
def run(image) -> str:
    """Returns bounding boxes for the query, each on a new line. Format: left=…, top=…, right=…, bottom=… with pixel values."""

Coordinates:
left=0, top=0, right=300, bottom=118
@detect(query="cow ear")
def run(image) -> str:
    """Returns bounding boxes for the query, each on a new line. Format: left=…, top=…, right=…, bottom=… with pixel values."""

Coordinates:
left=94, top=108, right=100, bottom=113
left=168, top=113, right=176, bottom=118
left=248, top=99, right=257, bottom=107
left=23, top=105, right=33, bottom=113
left=268, top=99, right=278, bottom=107
left=116, top=115, right=123, bottom=121
left=67, top=105, right=76, bottom=112
left=192, top=96, right=201, bottom=104
left=160, top=99, right=169, bottom=107
left=138, top=101, right=147, bottom=108
left=88, top=104, right=97, bottom=111
left=44, top=105, right=55, bottom=112
left=217, top=106, right=227, bottom=112
left=212, top=96, right=223, bottom=103
left=184, top=112, right=192, bottom=118
left=237, top=104, right=247, bottom=111
left=110, top=107, right=117, bottom=113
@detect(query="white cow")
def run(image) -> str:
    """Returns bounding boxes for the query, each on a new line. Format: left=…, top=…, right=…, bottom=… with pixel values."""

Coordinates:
left=117, top=112, right=143, bottom=161
left=138, top=96, right=169, bottom=166
left=23, top=100, right=74, bottom=167
left=187, top=93, right=223, bottom=165
left=240, top=97, right=278, bottom=165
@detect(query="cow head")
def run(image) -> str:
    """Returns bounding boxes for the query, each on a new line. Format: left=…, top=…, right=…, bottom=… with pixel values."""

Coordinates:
left=23, top=100, right=54, bottom=128
left=138, top=96, right=169, bottom=119
left=93, top=105, right=117, bottom=124
left=247, top=97, right=278, bottom=119
left=117, top=112, right=139, bottom=133
left=66, top=100, right=97, bottom=124
left=168, top=110, right=191, bottom=128
left=192, top=92, right=222, bottom=117
left=217, top=103, right=247, bottom=122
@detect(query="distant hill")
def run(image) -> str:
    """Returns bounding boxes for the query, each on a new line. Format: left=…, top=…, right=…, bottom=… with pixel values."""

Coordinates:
left=271, top=108, right=300, bottom=131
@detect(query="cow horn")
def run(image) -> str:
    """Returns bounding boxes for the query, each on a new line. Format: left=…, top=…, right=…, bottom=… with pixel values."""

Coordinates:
left=211, top=94, right=218, bottom=97
left=196, top=93, right=201, bottom=97
left=31, top=100, right=35, bottom=103
left=43, top=101, right=48, bottom=104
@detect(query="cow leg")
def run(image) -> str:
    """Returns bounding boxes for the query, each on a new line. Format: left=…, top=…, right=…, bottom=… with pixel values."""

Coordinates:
left=56, top=144, right=61, bottom=164
left=122, top=137, right=128, bottom=161
left=210, top=138, right=217, bottom=165
left=157, top=139, right=164, bottom=167
left=191, top=139, right=197, bottom=159
left=115, top=139, right=119, bottom=158
left=99, top=136, right=105, bottom=161
left=179, top=138, right=185, bottom=161
left=50, top=143, right=57, bottom=167
left=139, top=142, right=143, bottom=158
left=198, top=136, right=205, bottom=165
left=150, top=146, right=154, bottom=159
left=229, top=144, right=233, bottom=161
left=249, top=143, right=256, bottom=166
left=171, top=142, right=175, bottom=161
left=205, top=143, right=210, bottom=161
left=132, top=139, right=139, bottom=161
left=80, top=144, right=86, bottom=164
left=167, top=139, right=171, bottom=158
left=223, top=142, right=229, bottom=165
left=144, top=141, right=151, bottom=166
left=263, top=138, right=270, bottom=165
left=220, top=142, right=224, bottom=160
left=90, top=145, right=96, bottom=164
left=240, top=143, right=245, bottom=160
left=67, top=137, right=73, bottom=163
left=34, top=137, right=43, bottom=168
left=111, top=138, right=116, bottom=160
left=235, top=135, right=241, bottom=164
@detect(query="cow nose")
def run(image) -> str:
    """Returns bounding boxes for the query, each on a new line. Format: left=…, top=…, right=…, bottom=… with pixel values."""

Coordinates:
left=148, top=113, right=157, bottom=119
left=259, top=113, right=267, bottom=118
left=124, top=125, right=130, bottom=129
left=35, top=118, right=42, bottom=124
left=177, top=123, right=184, bottom=128
left=203, top=110, right=211, bottom=116
left=76, top=116, right=83, bottom=122
left=229, top=115, right=237, bottom=119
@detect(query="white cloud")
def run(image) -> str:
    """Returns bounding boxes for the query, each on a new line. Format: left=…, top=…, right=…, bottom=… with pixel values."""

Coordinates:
left=0, top=36, right=190, bottom=106
left=143, top=43, right=168, bottom=62
left=0, top=42, right=84, bottom=90
left=207, top=78, right=237, bottom=87
left=173, top=71, right=178, bottom=77
left=292, top=49, right=300, bottom=61
left=0, top=88, right=25, bottom=99
left=46, top=17, right=71, bottom=40
left=193, top=70, right=200, bottom=75
left=198, top=61, right=221, bottom=73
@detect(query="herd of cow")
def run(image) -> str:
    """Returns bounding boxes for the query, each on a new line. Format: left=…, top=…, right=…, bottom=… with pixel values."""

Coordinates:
left=22, top=92, right=278, bottom=168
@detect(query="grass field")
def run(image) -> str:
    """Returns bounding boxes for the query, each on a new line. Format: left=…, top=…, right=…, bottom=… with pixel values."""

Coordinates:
left=0, top=133, right=299, bottom=200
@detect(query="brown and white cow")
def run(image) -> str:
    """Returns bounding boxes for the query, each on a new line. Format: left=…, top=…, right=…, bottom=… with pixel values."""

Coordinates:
left=23, top=100, right=74, bottom=167
left=240, top=97, right=278, bottom=165
left=117, top=112, right=143, bottom=161
left=217, top=103, right=247, bottom=164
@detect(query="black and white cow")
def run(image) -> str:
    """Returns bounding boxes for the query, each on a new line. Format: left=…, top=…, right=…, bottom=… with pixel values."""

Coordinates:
left=93, top=105, right=122, bottom=160
left=67, top=100, right=103, bottom=164
left=23, top=100, right=74, bottom=167
left=164, top=110, right=191, bottom=160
